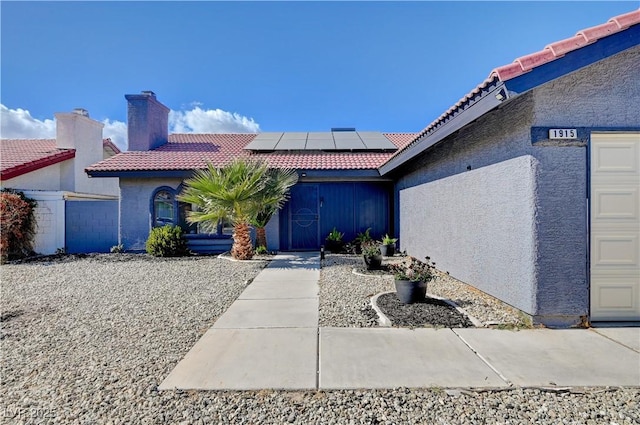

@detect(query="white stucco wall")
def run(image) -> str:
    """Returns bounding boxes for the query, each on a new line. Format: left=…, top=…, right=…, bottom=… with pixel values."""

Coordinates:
left=55, top=112, right=119, bottom=197
left=22, top=191, right=66, bottom=255
left=2, top=162, right=64, bottom=191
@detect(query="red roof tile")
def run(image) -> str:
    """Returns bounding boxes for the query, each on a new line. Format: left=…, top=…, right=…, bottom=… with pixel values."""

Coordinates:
left=392, top=10, right=640, bottom=164
left=0, top=139, right=74, bottom=180
left=491, top=9, right=640, bottom=81
left=1, top=138, right=120, bottom=180
left=86, top=133, right=417, bottom=173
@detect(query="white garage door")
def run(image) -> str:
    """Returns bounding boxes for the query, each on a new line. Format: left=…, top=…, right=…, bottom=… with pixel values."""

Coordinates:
left=590, top=133, right=640, bottom=321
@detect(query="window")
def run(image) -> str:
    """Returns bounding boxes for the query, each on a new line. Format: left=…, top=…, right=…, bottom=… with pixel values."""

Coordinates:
left=152, top=185, right=229, bottom=237
left=153, top=190, right=174, bottom=227
left=178, top=202, right=197, bottom=234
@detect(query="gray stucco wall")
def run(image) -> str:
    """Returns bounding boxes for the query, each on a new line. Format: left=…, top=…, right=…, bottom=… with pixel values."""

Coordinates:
left=395, top=46, right=639, bottom=326
left=119, top=177, right=183, bottom=250
left=400, top=156, right=538, bottom=313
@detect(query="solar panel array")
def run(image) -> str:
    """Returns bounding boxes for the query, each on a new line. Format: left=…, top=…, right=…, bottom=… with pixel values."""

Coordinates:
left=244, top=131, right=397, bottom=152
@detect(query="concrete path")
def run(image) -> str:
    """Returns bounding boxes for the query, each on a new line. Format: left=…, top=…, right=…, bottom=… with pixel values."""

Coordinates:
left=159, top=252, right=640, bottom=391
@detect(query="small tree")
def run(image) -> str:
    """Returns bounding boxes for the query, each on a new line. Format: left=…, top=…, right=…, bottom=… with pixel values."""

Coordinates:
left=1, top=189, right=37, bottom=262
left=178, top=159, right=268, bottom=260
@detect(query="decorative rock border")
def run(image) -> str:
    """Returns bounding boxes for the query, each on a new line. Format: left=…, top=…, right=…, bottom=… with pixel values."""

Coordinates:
left=370, top=291, right=484, bottom=328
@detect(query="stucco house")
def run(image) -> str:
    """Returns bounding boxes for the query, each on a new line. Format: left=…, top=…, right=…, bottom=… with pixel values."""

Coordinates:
left=86, top=91, right=416, bottom=253
left=87, top=10, right=639, bottom=326
left=1, top=109, right=120, bottom=254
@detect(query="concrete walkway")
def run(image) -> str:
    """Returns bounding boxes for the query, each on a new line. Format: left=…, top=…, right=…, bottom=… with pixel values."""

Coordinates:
left=159, top=252, right=640, bottom=391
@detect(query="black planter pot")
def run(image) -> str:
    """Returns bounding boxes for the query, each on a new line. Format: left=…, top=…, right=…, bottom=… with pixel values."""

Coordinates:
left=380, top=244, right=395, bottom=257
left=394, top=279, right=427, bottom=304
left=363, top=254, right=383, bottom=270
left=325, top=240, right=343, bottom=253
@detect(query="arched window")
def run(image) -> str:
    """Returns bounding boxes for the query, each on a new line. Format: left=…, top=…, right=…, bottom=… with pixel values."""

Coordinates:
left=153, top=189, right=175, bottom=227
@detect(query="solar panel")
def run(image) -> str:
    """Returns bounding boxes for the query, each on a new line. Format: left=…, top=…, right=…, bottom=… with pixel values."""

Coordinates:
left=275, top=138, right=307, bottom=150
left=244, top=132, right=283, bottom=150
left=358, top=132, right=397, bottom=150
left=244, top=131, right=396, bottom=152
left=334, top=132, right=366, bottom=150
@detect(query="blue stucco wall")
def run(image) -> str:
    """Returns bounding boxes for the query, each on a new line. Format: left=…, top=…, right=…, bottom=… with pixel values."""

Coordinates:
left=65, top=200, right=118, bottom=253
left=394, top=46, right=639, bottom=326
left=119, top=177, right=183, bottom=250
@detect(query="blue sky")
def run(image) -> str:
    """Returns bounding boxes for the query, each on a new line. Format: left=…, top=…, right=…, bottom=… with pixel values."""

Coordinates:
left=1, top=1, right=637, bottom=150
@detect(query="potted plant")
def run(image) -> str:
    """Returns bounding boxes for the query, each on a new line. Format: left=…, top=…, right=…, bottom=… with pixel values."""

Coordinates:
left=380, top=233, right=398, bottom=257
left=325, top=227, right=345, bottom=253
left=361, top=241, right=383, bottom=270
left=387, top=256, right=437, bottom=304
left=352, top=227, right=373, bottom=254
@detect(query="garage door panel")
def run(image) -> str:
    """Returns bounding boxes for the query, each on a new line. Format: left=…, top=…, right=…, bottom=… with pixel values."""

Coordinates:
left=591, top=233, right=639, bottom=267
left=592, top=188, right=639, bottom=220
left=590, top=277, right=639, bottom=320
left=592, top=142, right=639, bottom=174
left=590, top=133, right=640, bottom=321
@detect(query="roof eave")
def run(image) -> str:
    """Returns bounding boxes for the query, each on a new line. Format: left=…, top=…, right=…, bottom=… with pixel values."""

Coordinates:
left=502, top=23, right=640, bottom=96
left=1, top=150, right=76, bottom=180
left=379, top=82, right=507, bottom=176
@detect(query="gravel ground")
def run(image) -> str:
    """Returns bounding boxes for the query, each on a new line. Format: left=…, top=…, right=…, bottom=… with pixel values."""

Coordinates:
left=319, top=254, right=529, bottom=328
left=2, top=253, right=638, bottom=424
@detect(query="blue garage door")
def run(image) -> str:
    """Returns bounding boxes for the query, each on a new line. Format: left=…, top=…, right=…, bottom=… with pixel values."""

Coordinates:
left=65, top=200, right=118, bottom=253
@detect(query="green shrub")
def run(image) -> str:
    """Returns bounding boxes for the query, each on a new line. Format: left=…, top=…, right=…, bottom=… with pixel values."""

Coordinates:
left=145, top=225, right=190, bottom=257
left=1, top=189, right=37, bottom=263
left=255, top=245, right=268, bottom=255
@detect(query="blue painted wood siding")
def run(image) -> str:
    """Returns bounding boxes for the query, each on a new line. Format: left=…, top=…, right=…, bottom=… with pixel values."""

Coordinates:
left=279, top=182, right=392, bottom=250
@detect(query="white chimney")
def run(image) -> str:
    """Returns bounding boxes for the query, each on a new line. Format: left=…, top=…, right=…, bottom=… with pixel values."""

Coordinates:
left=55, top=109, right=105, bottom=194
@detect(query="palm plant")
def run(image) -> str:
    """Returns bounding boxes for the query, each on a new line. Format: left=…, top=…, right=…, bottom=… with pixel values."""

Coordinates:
left=251, top=167, right=298, bottom=249
left=178, top=159, right=269, bottom=260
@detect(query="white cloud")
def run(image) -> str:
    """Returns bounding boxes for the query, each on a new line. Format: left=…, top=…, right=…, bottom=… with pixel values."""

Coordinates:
left=0, top=104, right=56, bottom=139
left=169, top=106, right=260, bottom=134
left=1, top=103, right=260, bottom=152
left=101, top=119, right=128, bottom=151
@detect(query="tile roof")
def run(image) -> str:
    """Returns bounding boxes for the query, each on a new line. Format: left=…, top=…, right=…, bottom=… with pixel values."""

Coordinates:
left=1, top=139, right=74, bottom=180
left=491, top=9, right=640, bottom=81
left=1, top=138, right=120, bottom=180
left=388, top=9, right=640, bottom=167
left=85, top=133, right=417, bottom=173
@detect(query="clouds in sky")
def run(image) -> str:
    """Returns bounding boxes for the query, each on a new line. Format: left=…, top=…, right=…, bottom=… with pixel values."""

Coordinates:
left=0, top=104, right=260, bottom=151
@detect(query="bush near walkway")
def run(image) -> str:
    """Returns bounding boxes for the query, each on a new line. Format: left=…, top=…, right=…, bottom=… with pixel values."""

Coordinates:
left=0, top=189, right=37, bottom=263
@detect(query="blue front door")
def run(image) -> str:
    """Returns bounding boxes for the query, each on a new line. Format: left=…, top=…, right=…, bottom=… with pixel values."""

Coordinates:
left=289, top=184, right=319, bottom=250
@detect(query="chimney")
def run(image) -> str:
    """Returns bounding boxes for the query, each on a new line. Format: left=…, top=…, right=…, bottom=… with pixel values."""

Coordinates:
left=125, top=90, right=169, bottom=151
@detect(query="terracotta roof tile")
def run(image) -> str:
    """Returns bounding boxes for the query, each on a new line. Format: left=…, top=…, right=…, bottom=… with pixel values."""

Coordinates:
left=1, top=139, right=74, bottom=180
left=491, top=9, right=640, bottom=81
left=394, top=9, right=640, bottom=161
left=85, top=133, right=417, bottom=173
left=1, top=138, right=120, bottom=180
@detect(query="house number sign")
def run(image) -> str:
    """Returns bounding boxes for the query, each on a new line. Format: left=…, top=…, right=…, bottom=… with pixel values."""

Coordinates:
left=548, top=129, right=578, bottom=139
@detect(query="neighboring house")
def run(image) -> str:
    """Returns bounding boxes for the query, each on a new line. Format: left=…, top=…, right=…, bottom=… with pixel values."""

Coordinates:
left=86, top=10, right=639, bottom=326
left=380, top=10, right=640, bottom=326
left=1, top=109, right=120, bottom=254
